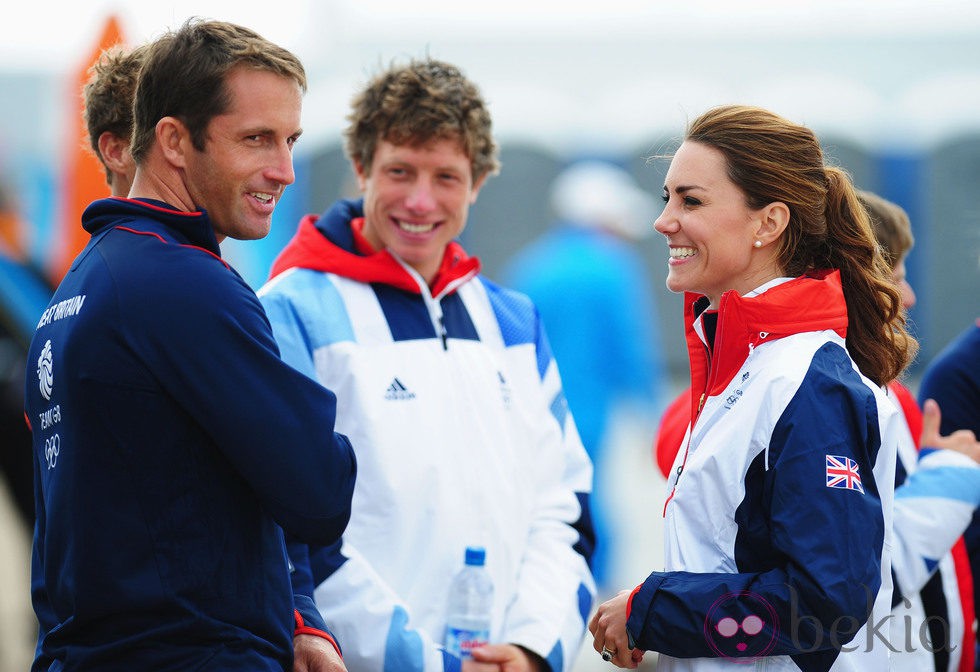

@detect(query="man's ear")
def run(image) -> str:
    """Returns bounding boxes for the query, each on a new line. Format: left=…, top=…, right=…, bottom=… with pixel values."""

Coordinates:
left=97, top=132, right=130, bottom=176
left=755, top=201, right=790, bottom=245
left=155, top=116, right=191, bottom=168
left=352, top=159, right=369, bottom=192
left=469, top=172, right=488, bottom=205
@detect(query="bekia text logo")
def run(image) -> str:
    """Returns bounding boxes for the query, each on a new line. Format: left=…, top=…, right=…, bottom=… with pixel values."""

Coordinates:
left=38, top=339, right=54, bottom=400
left=704, top=591, right=779, bottom=663
left=702, top=585, right=957, bottom=661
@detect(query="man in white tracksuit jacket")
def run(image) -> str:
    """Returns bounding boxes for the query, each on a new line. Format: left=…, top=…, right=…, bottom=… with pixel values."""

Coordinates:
left=258, top=58, right=595, bottom=672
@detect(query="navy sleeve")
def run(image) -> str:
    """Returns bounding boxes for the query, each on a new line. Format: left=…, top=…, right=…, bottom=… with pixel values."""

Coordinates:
left=119, top=244, right=356, bottom=543
left=918, top=324, right=980, bottom=437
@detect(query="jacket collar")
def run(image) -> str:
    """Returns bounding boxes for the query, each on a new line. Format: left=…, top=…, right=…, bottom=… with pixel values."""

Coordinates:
left=268, top=198, right=480, bottom=296
left=684, top=269, right=849, bottom=417
left=82, top=197, right=222, bottom=255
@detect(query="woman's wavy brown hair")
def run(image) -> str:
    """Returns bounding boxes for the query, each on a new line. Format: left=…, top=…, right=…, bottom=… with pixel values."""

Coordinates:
left=686, top=105, right=917, bottom=385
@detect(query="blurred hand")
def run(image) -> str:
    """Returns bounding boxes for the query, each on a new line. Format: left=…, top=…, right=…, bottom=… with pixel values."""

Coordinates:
left=921, top=398, right=980, bottom=462
left=588, top=590, right=645, bottom=669
left=469, top=643, right=543, bottom=672
left=462, top=654, right=501, bottom=672
left=293, top=633, right=347, bottom=672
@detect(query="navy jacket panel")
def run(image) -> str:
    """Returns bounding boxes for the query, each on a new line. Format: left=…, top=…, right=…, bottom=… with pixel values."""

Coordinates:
left=26, top=198, right=356, bottom=671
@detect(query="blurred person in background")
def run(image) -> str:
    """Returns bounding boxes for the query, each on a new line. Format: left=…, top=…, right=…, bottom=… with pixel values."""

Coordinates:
left=0, top=177, right=49, bottom=672
left=26, top=19, right=356, bottom=671
left=502, top=159, right=665, bottom=593
left=858, top=189, right=980, bottom=672
left=919, top=317, right=980, bottom=670
left=0, top=182, right=52, bottom=530
left=82, top=43, right=148, bottom=198
left=590, top=105, right=915, bottom=670
left=259, top=57, right=595, bottom=672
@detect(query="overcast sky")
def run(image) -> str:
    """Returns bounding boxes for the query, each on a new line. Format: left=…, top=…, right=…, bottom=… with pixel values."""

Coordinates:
left=4, top=0, right=980, bottom=153
left=5, top=0, right=980, bottom=72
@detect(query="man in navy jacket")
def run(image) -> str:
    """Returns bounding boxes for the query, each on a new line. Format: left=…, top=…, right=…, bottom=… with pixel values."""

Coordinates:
left=25, top=19, right=356, bottom=672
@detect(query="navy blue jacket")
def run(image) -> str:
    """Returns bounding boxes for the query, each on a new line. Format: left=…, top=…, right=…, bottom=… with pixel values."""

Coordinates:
left=26, top=197, right=356, bottom=671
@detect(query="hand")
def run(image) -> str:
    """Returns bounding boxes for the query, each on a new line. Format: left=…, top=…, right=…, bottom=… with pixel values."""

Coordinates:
left=461, top=655, right=502, bottom=672
left=588, top=590, right=645, bottom=669
left=920, top=398, right=980, bottom=462
left=469, top=643, right=543, bottom=672
left=293, top=633, right=347, bottom=672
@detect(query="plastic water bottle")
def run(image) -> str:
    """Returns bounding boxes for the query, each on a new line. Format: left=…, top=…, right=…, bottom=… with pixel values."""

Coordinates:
left=444, top=546, right=494, bottom=659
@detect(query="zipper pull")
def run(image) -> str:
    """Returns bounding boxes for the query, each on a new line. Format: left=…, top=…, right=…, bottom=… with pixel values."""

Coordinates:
left=697, top=393, right=706, bottom=413
left=439, top=317, right=448, bottom=350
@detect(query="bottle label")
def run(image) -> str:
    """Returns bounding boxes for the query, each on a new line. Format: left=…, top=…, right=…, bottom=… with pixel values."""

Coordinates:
left=445, top=626, right=489, bottom=659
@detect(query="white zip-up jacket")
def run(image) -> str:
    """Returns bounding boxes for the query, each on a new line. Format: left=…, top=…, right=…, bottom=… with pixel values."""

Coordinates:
left=629, top=273, right=901, bottom=671
left=258, top=199, right=596, bottom=672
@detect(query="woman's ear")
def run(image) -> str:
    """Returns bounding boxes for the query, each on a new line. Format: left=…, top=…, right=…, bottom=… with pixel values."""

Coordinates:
left=756, top=201, right=790, bottom=245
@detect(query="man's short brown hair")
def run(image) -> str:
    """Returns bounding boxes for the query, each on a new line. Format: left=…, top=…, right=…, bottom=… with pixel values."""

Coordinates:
left=130, top=19, right=306, bottom=165
left=344, top=58, right=500, bottom=183
left=857, top=189, right=914, bottom=268
left=82, top=44, right=148, bottom=180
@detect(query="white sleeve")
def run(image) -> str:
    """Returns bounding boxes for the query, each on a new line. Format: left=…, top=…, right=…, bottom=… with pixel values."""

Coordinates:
left=313, top=544, right=453, bottom=672
left=498, top=351, right=597, bottom=670
left=891, top=442, right=980, bottom=597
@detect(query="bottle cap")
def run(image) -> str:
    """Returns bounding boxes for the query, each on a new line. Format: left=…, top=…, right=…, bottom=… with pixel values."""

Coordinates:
left=464, top=546, right=486, bottom=566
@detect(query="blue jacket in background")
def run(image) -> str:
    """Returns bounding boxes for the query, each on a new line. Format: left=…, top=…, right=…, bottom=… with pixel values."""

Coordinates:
left=503, top=224, right=664, bottom=456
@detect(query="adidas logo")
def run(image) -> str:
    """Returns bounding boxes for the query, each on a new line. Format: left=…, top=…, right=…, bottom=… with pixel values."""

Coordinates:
left=384, top=377, right=416, bottom=401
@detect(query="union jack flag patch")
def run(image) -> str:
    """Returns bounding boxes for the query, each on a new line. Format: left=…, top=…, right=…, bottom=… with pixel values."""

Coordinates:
left=826, top=455, right=864, bottom=493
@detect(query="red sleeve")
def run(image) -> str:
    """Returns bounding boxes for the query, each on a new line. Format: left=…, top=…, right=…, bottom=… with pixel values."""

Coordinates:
left=654, top=388, right=691, bottom=479
left=888, top=380, right=923, bottom=449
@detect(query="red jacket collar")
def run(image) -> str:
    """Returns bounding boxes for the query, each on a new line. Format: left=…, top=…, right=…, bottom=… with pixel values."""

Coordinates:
left=684, top=270, right=849, bottom=420
left=268, top=214, right=480, bottom=296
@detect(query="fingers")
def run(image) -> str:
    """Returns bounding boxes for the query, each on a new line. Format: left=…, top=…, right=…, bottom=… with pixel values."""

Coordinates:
left=469, top=643, right=515, bottom=664
left=920, top=398, right=942, bottom=445
left=946, top=429, right=980, bottom=463
left=951, top=428, right=979, bottom=442
left=590, top=591, right=641, bottom=667
left=460, top=658, right=499, bottom=672
left=604, top=644, right=640, bottom=669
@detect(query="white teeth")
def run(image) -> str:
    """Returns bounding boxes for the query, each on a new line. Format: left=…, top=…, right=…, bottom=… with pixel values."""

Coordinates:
left=670, top=246, right=698, bottom=259
left=251, top=192, right=273, bottom=204
left=398, top=220, right=435, bottom=234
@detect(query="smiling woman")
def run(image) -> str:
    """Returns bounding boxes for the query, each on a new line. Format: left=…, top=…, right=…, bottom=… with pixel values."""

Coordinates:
left=589, top=105, right=916, bottom=671
left=656, top=140, right=787, bottom=307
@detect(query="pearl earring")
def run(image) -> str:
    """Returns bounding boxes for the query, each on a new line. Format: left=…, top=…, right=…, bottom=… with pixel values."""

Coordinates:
left=753, top=240, right=763, bottom=248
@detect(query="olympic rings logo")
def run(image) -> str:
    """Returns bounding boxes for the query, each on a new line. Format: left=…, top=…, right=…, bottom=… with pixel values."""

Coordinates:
left=45, top=434, right=61, bottom=469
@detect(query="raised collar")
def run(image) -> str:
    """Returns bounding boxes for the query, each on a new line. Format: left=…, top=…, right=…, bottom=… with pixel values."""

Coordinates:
left=268, top=198, right=480, bottom=297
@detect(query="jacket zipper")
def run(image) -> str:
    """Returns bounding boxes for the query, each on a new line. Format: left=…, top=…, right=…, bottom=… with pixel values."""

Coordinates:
left=663, top=299, right=723, bottom=516
left=392, top=256, right=450, bottom=351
